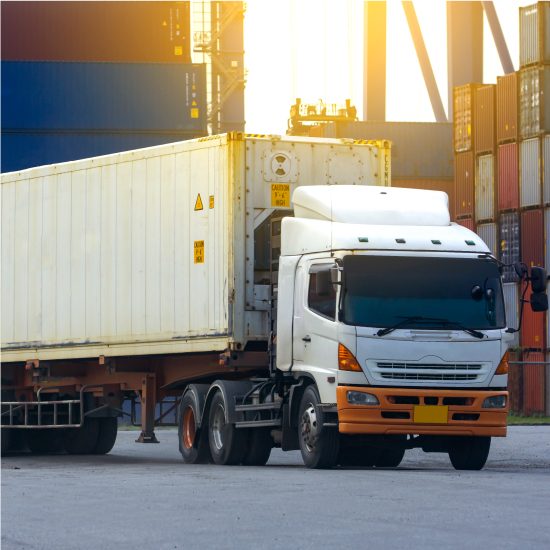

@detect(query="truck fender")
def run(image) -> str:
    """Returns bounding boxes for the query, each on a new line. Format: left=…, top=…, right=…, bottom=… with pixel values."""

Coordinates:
left=288, top=375, right=316, bottom=428
left=181, top=384, right=210, bottom=428
left=202, top=380, right=255, bottom=425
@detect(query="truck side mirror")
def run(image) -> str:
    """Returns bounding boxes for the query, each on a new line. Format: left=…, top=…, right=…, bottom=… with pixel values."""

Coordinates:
left=530, top=292, right=548, bottom=312
left=530, top=266, right=548, bottom=293
left=316, top=270, right=331, bottom=296
left=514, top=262, right=528, bottom=280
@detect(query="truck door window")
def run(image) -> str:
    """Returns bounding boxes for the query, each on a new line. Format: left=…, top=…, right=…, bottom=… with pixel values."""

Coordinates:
left=308, top=265, right=336, bottom=320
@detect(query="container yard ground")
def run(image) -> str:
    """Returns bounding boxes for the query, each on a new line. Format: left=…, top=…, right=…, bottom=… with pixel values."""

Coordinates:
left=2, top=427, right=549, bottom=550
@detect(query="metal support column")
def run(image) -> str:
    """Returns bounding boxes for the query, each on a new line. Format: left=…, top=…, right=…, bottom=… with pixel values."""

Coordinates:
left=363, top=1, right=386, bottom=121
left=135, top=374, right=159, bottom=443
left=481, top=1, right=514, bottom=74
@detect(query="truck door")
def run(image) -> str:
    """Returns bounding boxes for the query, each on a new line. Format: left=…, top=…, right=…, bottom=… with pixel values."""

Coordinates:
left=293, top=260, right=339, bottom=375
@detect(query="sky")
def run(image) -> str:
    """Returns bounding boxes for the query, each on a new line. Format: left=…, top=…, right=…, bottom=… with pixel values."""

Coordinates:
left=242, top=0, right=533, bottom=133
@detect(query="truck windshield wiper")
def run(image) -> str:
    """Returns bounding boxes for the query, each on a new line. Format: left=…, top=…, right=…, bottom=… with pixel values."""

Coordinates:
left=376, top=316, right=485, bottom=339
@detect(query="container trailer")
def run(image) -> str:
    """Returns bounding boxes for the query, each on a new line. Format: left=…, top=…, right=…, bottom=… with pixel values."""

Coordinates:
left=1, top=133, right=547, bottom=470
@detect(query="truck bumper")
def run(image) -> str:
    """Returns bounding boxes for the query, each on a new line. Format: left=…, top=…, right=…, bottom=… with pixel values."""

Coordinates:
left=337, top=386, right=508, bottom=437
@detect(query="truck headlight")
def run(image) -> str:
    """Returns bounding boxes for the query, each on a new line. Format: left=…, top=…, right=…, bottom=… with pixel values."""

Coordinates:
left=482, top=395, right=507, bottom=408
left=347, top=391, right=379, bottom=405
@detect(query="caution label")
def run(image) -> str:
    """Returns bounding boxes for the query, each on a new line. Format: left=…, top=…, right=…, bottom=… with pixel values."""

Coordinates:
left=194, top=194, right=204, bottom=211
left=271, top=184, right=290, bottom=208
left=209, top=195, right=215, bottom=209
left=194, top=240, right=204, bottom=264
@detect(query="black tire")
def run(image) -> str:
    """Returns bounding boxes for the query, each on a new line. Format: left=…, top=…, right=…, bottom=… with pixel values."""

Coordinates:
left=178, top=391, right=211, bottom=464
left=448, top=436, right=491, bottom=471
left=338, top=435, right=382, bottom=467
left=27, top=429, right=65, bottom=453
left=242, top=428, right=272, bottom=466
left=64, top=418, right=100, bottom=455
left=374, top=447, right=405, bottom=468
left=298, top=385, right=339, bottom=469
left=1, top=428, right=12, bottom=455
left=93, top=418, right=118, bottom=455
left=208, top=391, right=247, bottom=465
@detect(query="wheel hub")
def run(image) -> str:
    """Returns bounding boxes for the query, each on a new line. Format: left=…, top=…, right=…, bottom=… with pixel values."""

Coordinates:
left=211, top=403, right=225, bottom=451
left=301, top=404, right=319, bottom=452
left=182, top=407, right=196, bottom=449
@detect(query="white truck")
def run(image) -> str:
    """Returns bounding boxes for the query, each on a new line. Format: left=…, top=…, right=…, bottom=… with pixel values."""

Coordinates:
left=1, top=133, right=546, bottom=469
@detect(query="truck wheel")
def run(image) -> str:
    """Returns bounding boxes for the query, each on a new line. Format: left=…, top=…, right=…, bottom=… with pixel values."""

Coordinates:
left=208, top=391, right=247, bottom=465
left=64, top=418, right=100, bottom=454
left=448, top=436, right=491, bottom=471
left=93, top=418, right=118, bottom=455
left=242, top=429, right=272, bottom=466
left=1, top=428, right=12, bottom=455
left=298, top=385, right=339, bottom=469
left=27, top=429, right=65, bottom=453
left=374, top=447, right=405, bottom=468
left=178, top=391, right=211, bottom=464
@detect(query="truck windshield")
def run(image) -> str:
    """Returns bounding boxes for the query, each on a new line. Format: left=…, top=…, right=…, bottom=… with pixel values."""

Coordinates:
left=341, top=255, right=505, bottom=330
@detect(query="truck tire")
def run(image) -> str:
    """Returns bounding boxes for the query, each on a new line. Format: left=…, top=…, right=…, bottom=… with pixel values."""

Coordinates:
left=298, top=385, right=339, bottom=469
left=242, top=428, right=272, bottom=466
left=374, top=436, right=406, bottom=468
left=64, top=418, right=100, bottom=455
left=93, top=417, right=118, bottom=455
left=208, top=391, right=247, bottom=465
left=1, top=428, right=12, bottom=455
left=27, top=429, right=65, bottom=454
left=178, top=391, right=211, bottom=464
left=448, top=436, right=491, bottom=470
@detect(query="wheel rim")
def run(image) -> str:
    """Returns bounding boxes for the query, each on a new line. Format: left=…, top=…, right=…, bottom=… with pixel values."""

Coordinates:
left=301, top=403, right=318, bottom=453
left=211, top=403, right=225, bottom=451
left=182, top=406, right=196, bottom=449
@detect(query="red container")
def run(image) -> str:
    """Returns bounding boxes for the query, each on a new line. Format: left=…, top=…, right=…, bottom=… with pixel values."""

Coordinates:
left=507, top=351, right=522, bottom=414
left=521, top=351, right=546, bottom=415
left=520, top=209, right=544, bottom=268
left=454, top=151, right=475, bottom=218
left=496, top=72, right=518, bottom=144
left=474, top=84, right=496, bottom=155
left=1, top=1, right=191, bottom=63
left=455, top=217, right=475, bottom=231
left=521, top=294, right=547, bottom=349
left=498, top=142, right=519, bottom=211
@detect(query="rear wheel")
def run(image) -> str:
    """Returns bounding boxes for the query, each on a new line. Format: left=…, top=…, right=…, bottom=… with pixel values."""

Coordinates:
left=27, top=429, right=65, bottom=454
left=448, top=436, right=491, bottom=470
left=298, top=385, right=339, bottom=469
left=208, top=392, right=247, bottom=465
left=64, top=418, right=100, bottom=455
left=242, top=428, right=272, bottom=466
left=178, top=391, right=211, bottom=464
left=93, top=418, right=118, bottom=455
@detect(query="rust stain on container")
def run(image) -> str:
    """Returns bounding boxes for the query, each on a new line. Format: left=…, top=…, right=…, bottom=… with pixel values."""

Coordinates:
left=392, top=178, right=454, bottom=220
left=1, top=1, right=191, bottom=63
left=474, top=84, right=495, bottom=155
left=453, top=84, right=480, bottom=153
left=454, top=151, right=475, bottom=218
left=521, top=351, right=546, bottom=415
left=496, top=73, right=518, bottom=144
left=498, top=142, right=519, bottom=212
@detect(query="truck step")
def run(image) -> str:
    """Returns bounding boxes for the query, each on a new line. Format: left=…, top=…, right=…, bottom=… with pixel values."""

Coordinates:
left=235, top=419, right=282, bottom=429
left=235, top=402, right=281, bottom=412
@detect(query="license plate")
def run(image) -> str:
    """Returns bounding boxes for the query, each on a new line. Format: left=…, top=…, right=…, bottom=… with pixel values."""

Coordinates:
left=413, top=405, right=448, bottom=424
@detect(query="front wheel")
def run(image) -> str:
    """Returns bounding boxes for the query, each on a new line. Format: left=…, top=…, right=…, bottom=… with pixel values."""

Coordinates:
left=298, top=385, right=339, bottom=469
left=448, top=436, right=491, bottom=470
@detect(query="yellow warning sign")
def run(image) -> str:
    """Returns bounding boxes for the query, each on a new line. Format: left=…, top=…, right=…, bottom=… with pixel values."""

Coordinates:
left=174, top=46, right=183, bottom=56
left=209, top=195, right=215, bottom=209
left=194, top=240, right=204, bottom=264
left=191, top=108, right=200, bottom=119
left=271, top=184, right=290, bottom=208
left=194, top=194, right=204, bottom=211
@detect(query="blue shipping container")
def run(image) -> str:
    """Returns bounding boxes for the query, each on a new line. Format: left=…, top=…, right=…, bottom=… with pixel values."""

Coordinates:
left=2, top=61, right=207, bottom=131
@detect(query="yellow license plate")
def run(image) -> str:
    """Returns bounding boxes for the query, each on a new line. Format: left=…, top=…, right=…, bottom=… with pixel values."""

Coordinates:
left=413, top=405, right=448, bottom=424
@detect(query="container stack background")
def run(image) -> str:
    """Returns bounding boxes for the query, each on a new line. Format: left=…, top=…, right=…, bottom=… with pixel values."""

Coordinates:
left=453, top=1, right=550, bottom=416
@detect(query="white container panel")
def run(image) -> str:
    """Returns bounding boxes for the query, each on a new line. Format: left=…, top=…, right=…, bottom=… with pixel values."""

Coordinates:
left=503, top=282, right=520, bottom=347
left=520, top=137, right=542, bottom=207
left=520, top=2, right=550, bottom=67
left=476, top=223, right=498, bottom=257
left=475, top=154, right=495, bottom=221
left=544, top=135, right=550, bottom=204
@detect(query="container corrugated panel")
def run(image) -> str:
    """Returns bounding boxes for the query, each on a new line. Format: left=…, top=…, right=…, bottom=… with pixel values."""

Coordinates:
left=519, top=2, right=550, bottom=67
left=2, top=61, right=206, bottom=132
left=474, top=85, right=495, bottom=155
left=520, top=137, right=542, bottom=207
left=496, top=72, right=518, bottom=143
left=521, top=351, right=546, bottom=415
left=475, top=154, right=495, bottom=221
left=454, top=84, right=480, bottom=153
left=476, top=223, right=498, bottom=257
left=1, top=1, right=191, bottom=63
left=547, top=352, right=550, bottom=416
left=498, top=142, right=519, bottom=211
left=1, top=134, right=391, bottom=362
left=455, top=217, right=475, bottom=231
left=521, top=208, right=545, bottom=268
left=519, top=65, right=550, bottom=138
left=508, top=351, right=522, bottom=413
left=454, top=151, right=475, bottom=217
left=392, top=179, right=455, bottom=220
left=544, top=135, right=550, bottom=204
left=500, top=212, right=521, bottom=282
left=545, top=207, right=550, bottom=268
left=503, top=283, right=520, bottom=346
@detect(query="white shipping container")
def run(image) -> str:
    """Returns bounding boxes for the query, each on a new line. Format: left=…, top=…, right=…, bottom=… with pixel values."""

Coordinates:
left=475, top=154, right=495, bottom=221
left=520, top=2, right=550, bottom=67
left=1, top=133, right=391, bottom=362
left=476, top=222, right=498, bottom=257
left=503, top=282, right=520, bottom=347
left=544, top=135, right=550, bottom=204
left=519, top=65, right=550, bottom=138
left=520, top=137, right=542, bottom=207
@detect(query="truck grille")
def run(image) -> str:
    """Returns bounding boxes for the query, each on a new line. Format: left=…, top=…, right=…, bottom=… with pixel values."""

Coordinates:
left=376, top=362, right=483, bottom=382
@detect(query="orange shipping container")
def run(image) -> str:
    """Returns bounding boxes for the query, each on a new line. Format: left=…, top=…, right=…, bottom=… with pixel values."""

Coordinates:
left=454, top=84, right=480, bottom=152
left=521, top=351, right=546, bottom=415
left=496, top=72, right=518, bottom=144
left=454, top=151, right=475, bottom=218
left=474, top=84, right=496, bottom=155
left=507, top=351, right=522, bottom=414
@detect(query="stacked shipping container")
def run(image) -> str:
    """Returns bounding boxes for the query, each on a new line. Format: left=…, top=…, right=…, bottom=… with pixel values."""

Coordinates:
left=452, top=2, right=550, bottom=415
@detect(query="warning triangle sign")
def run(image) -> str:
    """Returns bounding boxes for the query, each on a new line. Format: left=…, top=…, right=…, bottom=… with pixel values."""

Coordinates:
left=194, top=193, right=204, bottom=211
